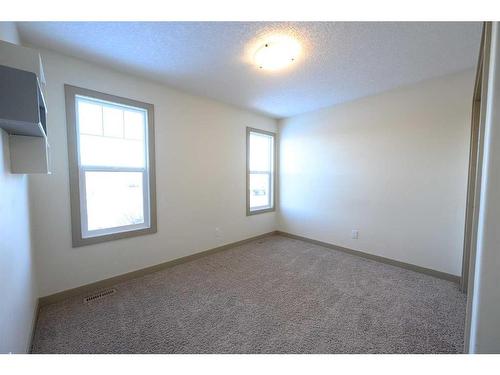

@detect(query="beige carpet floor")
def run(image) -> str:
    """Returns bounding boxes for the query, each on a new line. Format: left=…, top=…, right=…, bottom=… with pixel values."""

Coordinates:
left=32, top=234, right=466, bottom=353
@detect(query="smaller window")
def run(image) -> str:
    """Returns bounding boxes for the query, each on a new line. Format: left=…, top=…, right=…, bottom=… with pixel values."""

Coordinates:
left=246, top=127, right=276, bottom=215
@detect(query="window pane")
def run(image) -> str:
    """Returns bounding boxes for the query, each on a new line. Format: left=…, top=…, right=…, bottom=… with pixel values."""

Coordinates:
left=80, top=135, right=145, bottom=168
left=85, top=171, right=145, bottom=232
left=103, top=106, right=124, bottom=138
left=250, top=173, right=270, bottom=209
left=77, top=97, right=147, bottom=168
left=124, top=110, right=145, bottom=140
left=249, top=132, right=272, bottom=172
left=78, top=100, right=102, bottom=135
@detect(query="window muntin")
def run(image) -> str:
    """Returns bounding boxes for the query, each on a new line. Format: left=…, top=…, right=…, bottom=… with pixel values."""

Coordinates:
left=247, top=128, right=276, bottom=214
left=66, top=85, right=156, bottom=247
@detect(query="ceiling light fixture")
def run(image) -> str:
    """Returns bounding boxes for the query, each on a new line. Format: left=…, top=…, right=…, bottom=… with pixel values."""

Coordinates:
left=253, top=35, right=301, bottom=71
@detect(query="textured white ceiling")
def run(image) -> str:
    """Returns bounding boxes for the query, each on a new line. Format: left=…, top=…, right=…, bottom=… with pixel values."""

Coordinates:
left=17, top=22, right=481, bottom=118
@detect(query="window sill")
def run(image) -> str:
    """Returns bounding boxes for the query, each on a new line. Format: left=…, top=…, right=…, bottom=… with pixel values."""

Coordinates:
left=72, top=225, right=157, bottom=247
left=247, top=207, right=275, bottom=216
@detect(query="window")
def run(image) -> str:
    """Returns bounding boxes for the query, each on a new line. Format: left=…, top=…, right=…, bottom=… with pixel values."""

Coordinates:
left=246, top=127, right=276, bottom=215
left=65, top=85, right=156, bottom=247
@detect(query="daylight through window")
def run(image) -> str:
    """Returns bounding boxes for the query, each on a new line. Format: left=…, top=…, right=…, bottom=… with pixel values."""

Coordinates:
left=65, top=86, right=156, bottom=246
left=247, top=128, right=276, bottom=215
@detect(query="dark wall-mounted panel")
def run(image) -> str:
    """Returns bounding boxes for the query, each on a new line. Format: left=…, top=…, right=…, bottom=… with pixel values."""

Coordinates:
left=0, top=64, right=47, bottom=137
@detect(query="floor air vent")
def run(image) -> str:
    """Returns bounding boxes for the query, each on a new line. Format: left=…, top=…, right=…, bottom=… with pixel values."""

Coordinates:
left=83, top=288, right=116, bottom=303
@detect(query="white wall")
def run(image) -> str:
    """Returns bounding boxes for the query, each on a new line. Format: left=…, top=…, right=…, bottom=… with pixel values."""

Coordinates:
left=468, top=22, right=500, bottom=353
left=0, top=22, right=20, bottom=45
left=279, top=70, right=474, bottom=276
left=29, top=48, right=277, bottom=297
left=0, top=22, right=38, bottom=353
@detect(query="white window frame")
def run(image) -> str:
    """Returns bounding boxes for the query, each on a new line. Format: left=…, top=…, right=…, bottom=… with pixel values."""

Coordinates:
left=246, top=127, right=277, bottom=215
left=65, top=85, right=157, bottom=247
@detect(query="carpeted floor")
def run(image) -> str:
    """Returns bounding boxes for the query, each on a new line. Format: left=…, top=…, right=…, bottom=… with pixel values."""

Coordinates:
left=32, top=234, right=466, bottom=353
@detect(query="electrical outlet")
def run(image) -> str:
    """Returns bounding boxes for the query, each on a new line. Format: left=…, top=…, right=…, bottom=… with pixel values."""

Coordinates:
left=351, top=230, right=359, bottom=239
left=215, top=227, right=222, bottom=238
